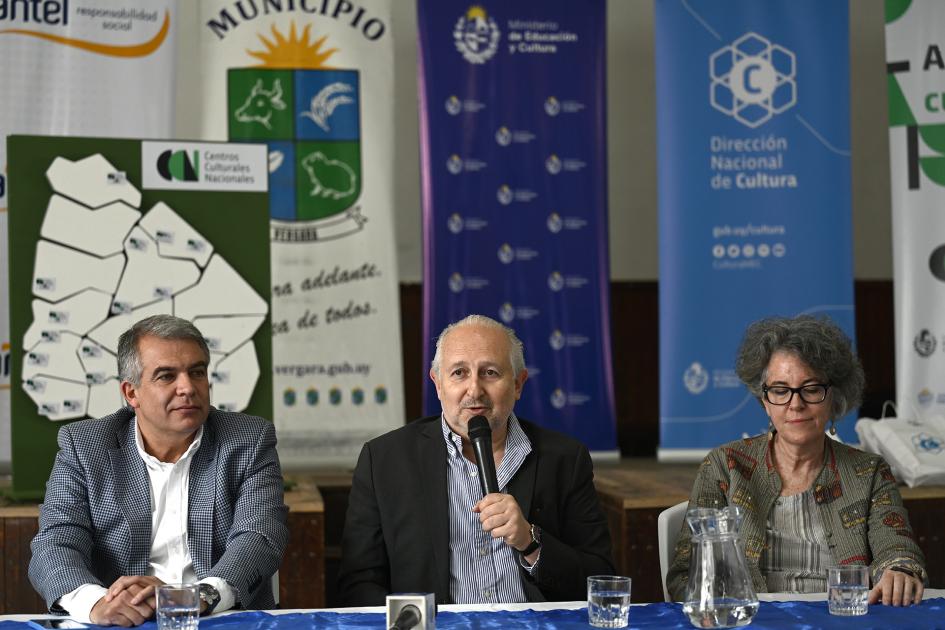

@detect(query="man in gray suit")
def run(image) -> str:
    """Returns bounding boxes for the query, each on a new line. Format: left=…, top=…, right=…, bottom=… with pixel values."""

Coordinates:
left=29, top=315, right=288, bottom=625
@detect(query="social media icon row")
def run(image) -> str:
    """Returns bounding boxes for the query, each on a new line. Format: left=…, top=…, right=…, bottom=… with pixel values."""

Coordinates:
left=712, top=242, right=786, bottom=259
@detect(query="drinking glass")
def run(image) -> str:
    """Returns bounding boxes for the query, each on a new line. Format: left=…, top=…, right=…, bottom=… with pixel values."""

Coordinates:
left=587, top=575, right=632, bottom=628
left=828, top=566, right=869, bottom=616
left=156, top=583, right=199, bottom=630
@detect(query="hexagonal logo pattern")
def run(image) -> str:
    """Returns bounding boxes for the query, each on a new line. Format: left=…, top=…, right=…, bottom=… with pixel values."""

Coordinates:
left=710, top=32, right=796, bottom=128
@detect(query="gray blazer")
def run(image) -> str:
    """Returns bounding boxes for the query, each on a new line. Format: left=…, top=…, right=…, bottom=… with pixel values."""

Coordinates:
left=29, top=407, right=289, bottom=611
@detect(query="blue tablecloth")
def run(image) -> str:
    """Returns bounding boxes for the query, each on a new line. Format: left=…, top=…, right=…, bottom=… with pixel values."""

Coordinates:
left=8, top=599, right=945, bottom=629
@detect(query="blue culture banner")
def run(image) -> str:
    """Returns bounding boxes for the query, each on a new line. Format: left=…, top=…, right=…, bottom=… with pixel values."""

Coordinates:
left=417, top=0, right=617, bottom=451
left=655, top=0, right=856, bottom=458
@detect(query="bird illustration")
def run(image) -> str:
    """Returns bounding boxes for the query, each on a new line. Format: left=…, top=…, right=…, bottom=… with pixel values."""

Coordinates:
left=300, top=82, right=355, bottom=132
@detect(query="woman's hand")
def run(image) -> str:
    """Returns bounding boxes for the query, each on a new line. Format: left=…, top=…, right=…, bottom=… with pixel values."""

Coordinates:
left=868, top=568, right=924, bottom=606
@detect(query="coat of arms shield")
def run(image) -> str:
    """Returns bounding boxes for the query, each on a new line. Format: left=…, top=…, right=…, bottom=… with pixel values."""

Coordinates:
left=228, top=67, right=364, bottom=241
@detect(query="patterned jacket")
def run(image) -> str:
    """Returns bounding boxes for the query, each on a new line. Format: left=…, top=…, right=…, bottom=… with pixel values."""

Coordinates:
left=666, top=434, right=926, bottom=601
left=29, top=406, right=289, bottom=611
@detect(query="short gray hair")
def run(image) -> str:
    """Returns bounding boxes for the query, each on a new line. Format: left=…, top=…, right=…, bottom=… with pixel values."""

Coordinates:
left=735, top=315, right=865, bottom=419
left=117, top=315, right=210, bottom=385
left=431, top=314, right=525, bottom=377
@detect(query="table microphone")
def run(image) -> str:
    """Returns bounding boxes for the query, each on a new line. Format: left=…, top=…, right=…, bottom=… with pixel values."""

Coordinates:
left=386, top=593, right=436, bottom=630
left=389, top=605, right=420, bottom=630
left=468, top=415, right=499, bottom=497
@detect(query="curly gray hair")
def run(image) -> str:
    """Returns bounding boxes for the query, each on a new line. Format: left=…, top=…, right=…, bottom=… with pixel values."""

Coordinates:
left=117, top=314, right=210, bottom=385
left=430, top=314, right=525, bottom=377
left=735, top=315, right=864, bottom=419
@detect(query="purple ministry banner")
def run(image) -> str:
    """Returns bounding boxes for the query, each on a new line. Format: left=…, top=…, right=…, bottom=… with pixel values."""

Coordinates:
left=417, top=0, right=617, bottom=452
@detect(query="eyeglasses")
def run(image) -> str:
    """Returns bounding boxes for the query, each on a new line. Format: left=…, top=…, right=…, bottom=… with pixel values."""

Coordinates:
left=762, top=383, right=831, bottom=405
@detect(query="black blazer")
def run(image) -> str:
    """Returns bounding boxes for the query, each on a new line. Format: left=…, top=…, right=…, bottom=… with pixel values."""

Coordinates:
left=337, top=415, right=615, bottom=605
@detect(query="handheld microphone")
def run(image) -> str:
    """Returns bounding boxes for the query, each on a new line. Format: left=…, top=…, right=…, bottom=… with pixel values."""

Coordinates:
left=386, top=593, right=436, bottom=630
left=468, top=415, right=499, bottom=497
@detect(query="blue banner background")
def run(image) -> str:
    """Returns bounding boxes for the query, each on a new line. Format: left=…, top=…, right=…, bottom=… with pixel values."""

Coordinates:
left=417, top=0, right=616, bottom=450
left=656, top=0, right=856, bottom=453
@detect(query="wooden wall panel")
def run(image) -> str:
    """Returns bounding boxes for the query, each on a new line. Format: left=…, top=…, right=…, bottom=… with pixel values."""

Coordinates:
left=0, top=519, right=5, bottom=613
left=903, top=497, right=945, bottom=588
left=2, top=517, right=44, bottom=614
left=281, top=512, right=324, bottom=609
left=623, top=507, right=664, bottom=603
left=0, top=495, right=324, bottom=613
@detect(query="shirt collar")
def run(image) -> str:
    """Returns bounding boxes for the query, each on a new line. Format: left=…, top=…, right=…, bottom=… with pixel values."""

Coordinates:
left=439, top=412, right=530, bottom=459
left=133, top=416, right=204, bottom=469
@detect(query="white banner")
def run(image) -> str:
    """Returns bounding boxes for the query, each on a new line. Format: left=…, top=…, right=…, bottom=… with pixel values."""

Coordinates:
left=887, top=1, right=945, bottom=417
left=195, top=1, right=404, bottom=467
left=0, top=0, right=177, bottom=470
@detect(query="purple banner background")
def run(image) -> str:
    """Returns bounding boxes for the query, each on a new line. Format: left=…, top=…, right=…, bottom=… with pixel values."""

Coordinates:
left=417, top=0, right=616, bottom=450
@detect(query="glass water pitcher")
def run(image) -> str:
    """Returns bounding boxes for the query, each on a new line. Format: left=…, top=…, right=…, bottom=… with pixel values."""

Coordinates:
left=682, top=506, right=759, bottom=628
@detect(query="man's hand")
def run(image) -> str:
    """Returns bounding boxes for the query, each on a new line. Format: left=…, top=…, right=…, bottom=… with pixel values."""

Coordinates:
left=90, top=581, right=156, bottom=627
left=105, top=576, right=166, bottom=609
left=868, top=569, right=924, bottom=606
left=473, top=493, right=531, bottom=551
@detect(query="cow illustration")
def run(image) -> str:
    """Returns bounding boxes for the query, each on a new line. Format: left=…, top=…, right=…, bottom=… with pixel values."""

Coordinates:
left=300, top=151, right=356, bottom=200
left=235, top=79, right=286, bottom=130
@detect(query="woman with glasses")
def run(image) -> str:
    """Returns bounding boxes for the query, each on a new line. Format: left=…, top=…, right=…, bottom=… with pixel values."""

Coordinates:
left=665, top=315, right=926, bottom=605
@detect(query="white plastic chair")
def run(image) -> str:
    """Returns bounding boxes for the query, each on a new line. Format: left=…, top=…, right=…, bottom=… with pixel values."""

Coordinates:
left=657, top=500, right=689, bottom=602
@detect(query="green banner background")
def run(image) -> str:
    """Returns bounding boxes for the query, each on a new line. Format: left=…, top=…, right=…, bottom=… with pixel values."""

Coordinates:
left=7, top=135, right=272, bottom=500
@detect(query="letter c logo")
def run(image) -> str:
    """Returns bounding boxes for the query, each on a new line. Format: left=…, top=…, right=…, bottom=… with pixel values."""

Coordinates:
left=744, top=63, right=762, bottom=94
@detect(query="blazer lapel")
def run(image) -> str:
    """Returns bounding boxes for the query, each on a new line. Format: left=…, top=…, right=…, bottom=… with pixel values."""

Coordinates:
left=507, top=422, right=538, bottom=519
left=505, top=424, right=541, bottom=602
left=108, top=420, right=152, bottom=576
left=187, top=418, right=218, bottom=578
left=418, top=420, right=450, bottom=601
left=507, top=448, right=537, bottom=520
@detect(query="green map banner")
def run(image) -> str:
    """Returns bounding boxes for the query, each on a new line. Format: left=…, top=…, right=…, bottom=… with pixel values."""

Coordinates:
left=7, top=135, right=272, bottom=499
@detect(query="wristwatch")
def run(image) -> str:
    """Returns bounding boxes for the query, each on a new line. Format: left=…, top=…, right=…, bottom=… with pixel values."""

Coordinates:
left=520, top=523, right=542, bottom=555
left=198, top=583, right=221, bottom=615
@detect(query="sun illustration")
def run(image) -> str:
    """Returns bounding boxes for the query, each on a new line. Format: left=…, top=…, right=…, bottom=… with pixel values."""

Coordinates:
left=247, top=21, right=338, bottom=68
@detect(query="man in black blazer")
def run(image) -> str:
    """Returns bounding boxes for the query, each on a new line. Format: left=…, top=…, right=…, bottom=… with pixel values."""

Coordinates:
left=338, top=315, right=614, bottom=605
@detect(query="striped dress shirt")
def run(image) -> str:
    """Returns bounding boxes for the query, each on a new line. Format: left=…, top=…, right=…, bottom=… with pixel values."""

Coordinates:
left=441, top=414, right=536, bottom=604
left=759, top=490, right=832, bottom=592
